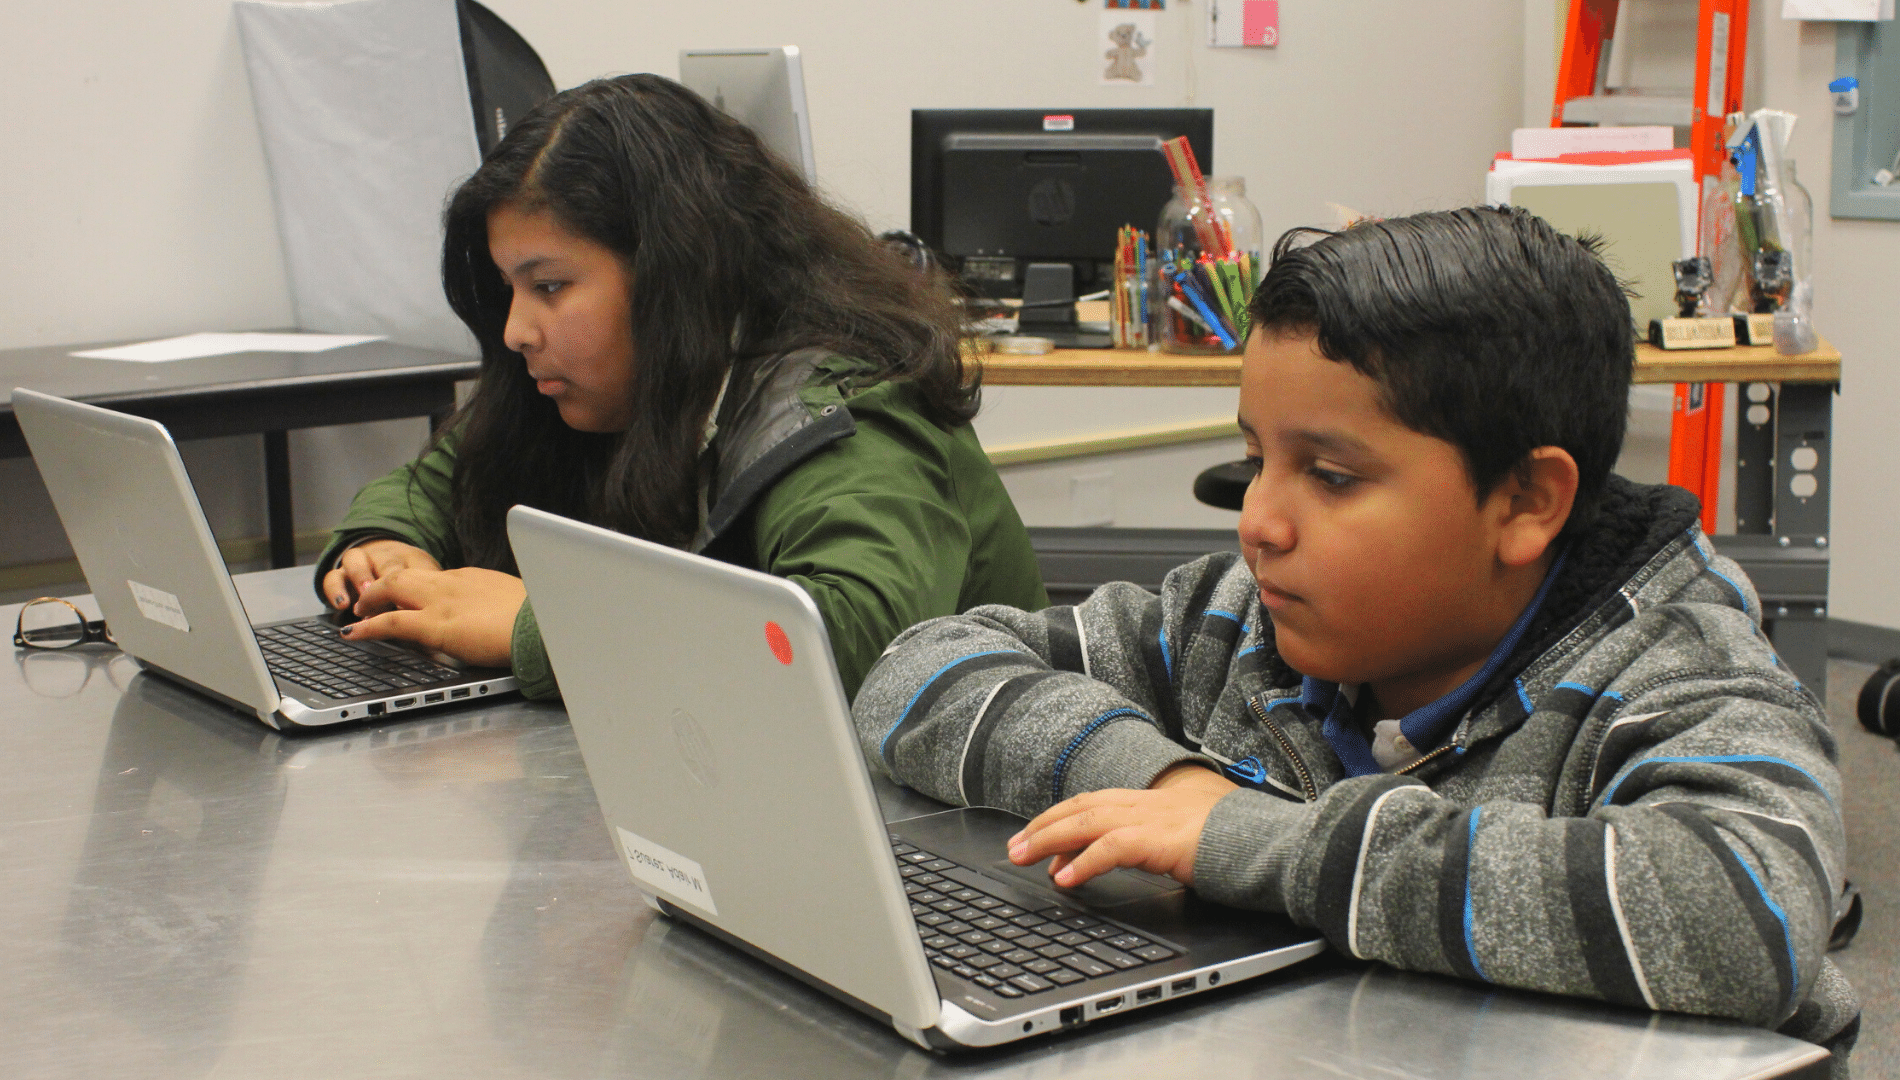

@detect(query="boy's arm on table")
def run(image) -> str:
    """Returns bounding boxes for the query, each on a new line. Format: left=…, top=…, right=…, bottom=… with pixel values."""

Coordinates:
left=852, top=553, right=1257, bottom=816
left=1196, top=614, right=1844, bottom=1028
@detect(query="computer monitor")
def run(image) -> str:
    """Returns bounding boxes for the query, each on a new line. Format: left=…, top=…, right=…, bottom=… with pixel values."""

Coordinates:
left=911, top=108, right=1212, bottom=345
left=679, top=47, right=817, bottom=186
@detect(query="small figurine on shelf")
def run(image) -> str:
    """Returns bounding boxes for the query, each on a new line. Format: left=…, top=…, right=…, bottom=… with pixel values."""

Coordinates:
left=1647, top=256, right=1736, bottom=349
left=1673, top=256, right=1712, bottom=319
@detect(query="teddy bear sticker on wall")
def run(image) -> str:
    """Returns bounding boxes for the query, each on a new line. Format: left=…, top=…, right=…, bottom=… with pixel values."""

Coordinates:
left=1099, top=7, right=1158, bottom=85
left=1103, top=21, right=1150, bottom=82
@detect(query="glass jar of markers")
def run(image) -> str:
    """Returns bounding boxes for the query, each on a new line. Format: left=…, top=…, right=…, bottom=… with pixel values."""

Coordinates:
left=1153, top=177, right=1263, bottom=355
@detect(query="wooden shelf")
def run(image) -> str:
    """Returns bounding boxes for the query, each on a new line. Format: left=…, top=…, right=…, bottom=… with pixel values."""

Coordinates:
left=972, top=338, right=1842, bottom=388
left=1630, top=338, right=1841, bottom=384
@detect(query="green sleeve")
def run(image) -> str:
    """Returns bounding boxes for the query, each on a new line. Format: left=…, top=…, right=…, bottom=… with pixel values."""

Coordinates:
left=752, top=408, right=976, bottom=701
left=312, top=434, right=463, bottom=582
left=509, top=599, right=559, bottom=700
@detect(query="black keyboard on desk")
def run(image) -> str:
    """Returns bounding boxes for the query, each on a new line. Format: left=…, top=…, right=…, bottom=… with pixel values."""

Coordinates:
left=256, top=619, right=464, bottom=700
left=890, top=836, right=1180, bottom=1000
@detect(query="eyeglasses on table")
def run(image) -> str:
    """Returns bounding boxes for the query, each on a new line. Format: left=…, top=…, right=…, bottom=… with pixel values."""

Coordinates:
left=12, top=597, right=115, bottom=651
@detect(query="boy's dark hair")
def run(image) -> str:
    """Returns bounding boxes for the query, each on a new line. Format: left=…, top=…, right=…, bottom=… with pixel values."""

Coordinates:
left=1247, top=206, right=1634, bottom=536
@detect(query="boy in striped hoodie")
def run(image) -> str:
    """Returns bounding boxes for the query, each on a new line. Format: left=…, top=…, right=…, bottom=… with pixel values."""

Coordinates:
left=853, top=207, right=1857, bottom=1069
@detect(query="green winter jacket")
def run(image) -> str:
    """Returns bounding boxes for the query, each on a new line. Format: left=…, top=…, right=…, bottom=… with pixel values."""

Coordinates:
left=314, top=350, right=1048, bottom=700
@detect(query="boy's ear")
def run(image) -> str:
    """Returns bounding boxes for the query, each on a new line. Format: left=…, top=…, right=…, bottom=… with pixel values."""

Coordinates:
left=1494, top=447, right=1579, bottom=568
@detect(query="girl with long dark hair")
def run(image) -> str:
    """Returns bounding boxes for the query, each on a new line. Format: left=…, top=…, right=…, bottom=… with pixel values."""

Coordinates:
left=314, top=74, right=1045, bottom=699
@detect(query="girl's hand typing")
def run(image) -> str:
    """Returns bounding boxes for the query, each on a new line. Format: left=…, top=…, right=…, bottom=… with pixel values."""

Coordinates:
left=337, top=566, right=525, bottom=669
left=323, top=540, right=442, bottom=615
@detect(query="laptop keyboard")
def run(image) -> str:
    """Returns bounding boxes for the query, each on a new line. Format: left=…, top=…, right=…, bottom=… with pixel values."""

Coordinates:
left=256, top=620, right=465, bottom=700
left=891, top=836, right=1180, bottom=1000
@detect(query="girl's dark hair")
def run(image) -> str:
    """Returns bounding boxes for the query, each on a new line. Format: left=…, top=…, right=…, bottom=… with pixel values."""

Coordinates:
left=1247, top=206, right=1634, bottom=536
left=438, top=74, right=975, bottom=568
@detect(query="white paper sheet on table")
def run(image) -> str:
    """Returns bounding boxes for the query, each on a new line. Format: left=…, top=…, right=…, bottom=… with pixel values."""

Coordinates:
left=69, top=332, right=386, bottom=362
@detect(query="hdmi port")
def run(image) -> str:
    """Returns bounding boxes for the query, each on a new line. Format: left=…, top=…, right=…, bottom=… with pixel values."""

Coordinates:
left=393, top=697, right=416, bottom=708
left=1095, top=995, right=1124, bottom=1014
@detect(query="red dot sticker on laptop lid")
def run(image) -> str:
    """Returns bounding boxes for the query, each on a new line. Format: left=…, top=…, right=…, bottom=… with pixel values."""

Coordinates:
left=764, top=621, right=793, bottom=665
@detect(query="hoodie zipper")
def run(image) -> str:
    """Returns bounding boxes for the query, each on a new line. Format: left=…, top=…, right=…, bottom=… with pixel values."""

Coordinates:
left=1248, top=695, right=1317, bottom=802
left=1396, top=743, right=1457, bottom=776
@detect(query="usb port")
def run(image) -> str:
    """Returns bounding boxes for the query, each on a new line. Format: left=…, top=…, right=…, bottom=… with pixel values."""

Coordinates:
left=450, top=688, right=469, bottom=699
left=1171, top=977, right=1196, bottom=994
left=423, top=692, right=444, bottom=704
left=1136, top=986, right=1163, bottom=1003
left=1095, top=995, right=1124, bottom=1014
left=393, top=697, right=416, bottom=708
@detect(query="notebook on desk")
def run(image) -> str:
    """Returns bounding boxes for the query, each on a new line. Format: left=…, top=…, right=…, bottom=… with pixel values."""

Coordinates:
left=12, top=388, right=516, bottom=730
left=506, top=504, right=1323, bottom=1050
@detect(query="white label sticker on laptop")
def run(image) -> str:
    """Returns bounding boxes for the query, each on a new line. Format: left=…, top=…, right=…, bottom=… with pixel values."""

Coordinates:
left=617, top=826, right=717, bottom=915
left=127, top=580, right=190, bottom=632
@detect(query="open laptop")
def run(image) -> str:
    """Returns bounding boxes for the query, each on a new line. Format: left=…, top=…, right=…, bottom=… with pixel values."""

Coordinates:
left=12, top=388, right=516, bottom=730
left=507, top=504, right=1324, bottom=1050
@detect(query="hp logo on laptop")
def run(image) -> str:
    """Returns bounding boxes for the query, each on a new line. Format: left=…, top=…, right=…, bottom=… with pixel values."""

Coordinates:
left=672, top=708, right=720, bottom=789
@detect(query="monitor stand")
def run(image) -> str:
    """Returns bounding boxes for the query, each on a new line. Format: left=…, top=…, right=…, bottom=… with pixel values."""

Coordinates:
left=1018, top=262, right=1112, bottom=349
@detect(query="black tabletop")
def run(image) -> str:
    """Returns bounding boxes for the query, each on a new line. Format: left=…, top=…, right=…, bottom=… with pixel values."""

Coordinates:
left=0, top=336, right=481, bottom=457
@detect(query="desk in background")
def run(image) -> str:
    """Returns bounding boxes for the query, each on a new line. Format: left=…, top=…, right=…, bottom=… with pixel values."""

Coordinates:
left=0, top=338, right=479, bottom=569
left=976, top=340, right=1843, bottom=695
left=0, top=569, right=1830, bottom=1078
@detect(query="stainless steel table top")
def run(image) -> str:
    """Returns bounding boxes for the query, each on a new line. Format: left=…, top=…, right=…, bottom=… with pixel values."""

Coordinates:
left=0, top=570, right=1831, bottom=1079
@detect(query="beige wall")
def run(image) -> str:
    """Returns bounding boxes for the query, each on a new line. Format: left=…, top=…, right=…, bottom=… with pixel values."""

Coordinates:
left=3, top=0, right=1528, bottom=565
left=491, top=0, right=1528, bottom=531
left=1521, top=3, right=1898, bottom=628
left=1752, top=14, right=1900, bottom=629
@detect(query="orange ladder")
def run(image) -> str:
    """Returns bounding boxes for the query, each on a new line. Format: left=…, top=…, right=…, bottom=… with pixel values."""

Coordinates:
left=1552, top=0, right=1750, bottom=534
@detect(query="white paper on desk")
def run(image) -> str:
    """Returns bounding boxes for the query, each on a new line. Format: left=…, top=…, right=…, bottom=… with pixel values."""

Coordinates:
left=69, top=332, right=385, bottom=362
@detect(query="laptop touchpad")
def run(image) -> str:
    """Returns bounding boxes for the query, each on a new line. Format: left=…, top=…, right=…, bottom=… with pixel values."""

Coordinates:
left=983, top=853, right=1179, bottom=906
left=890, top=805, right=1182, bottom=907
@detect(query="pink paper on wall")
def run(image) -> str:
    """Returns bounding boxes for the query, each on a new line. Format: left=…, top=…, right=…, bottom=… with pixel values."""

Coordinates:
left=1242, top=0, right=1278, bottom=46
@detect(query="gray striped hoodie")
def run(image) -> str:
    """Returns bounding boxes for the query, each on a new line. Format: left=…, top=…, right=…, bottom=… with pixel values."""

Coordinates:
left=853, top=477, right=1857, bottom=1068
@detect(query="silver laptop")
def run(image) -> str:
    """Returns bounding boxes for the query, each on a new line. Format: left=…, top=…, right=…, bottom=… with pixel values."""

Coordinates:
left=12, top=388, right=516, bottom=729
left=507, top=505, right=1324, bottom=1050
left=678, top=46, right=817, bottom=185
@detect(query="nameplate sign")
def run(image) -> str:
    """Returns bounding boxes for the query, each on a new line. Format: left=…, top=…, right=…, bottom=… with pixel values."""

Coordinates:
left=616, top=826, right=718, bottom=915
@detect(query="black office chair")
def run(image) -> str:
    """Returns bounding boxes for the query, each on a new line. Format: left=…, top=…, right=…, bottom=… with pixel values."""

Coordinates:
left=1192, top=460, right=1252, bottom=511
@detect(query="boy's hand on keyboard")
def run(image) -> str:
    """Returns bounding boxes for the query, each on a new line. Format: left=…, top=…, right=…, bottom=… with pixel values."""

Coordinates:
left=1006, top=764, right=1237, bottom=889
left=338, top=566, right=525, bottom=669
left=323, top=540, right=442, bottom=615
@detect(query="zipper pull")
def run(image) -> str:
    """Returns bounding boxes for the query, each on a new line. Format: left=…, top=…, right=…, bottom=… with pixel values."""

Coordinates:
left=1247, top=694, right=1319, bottom=802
